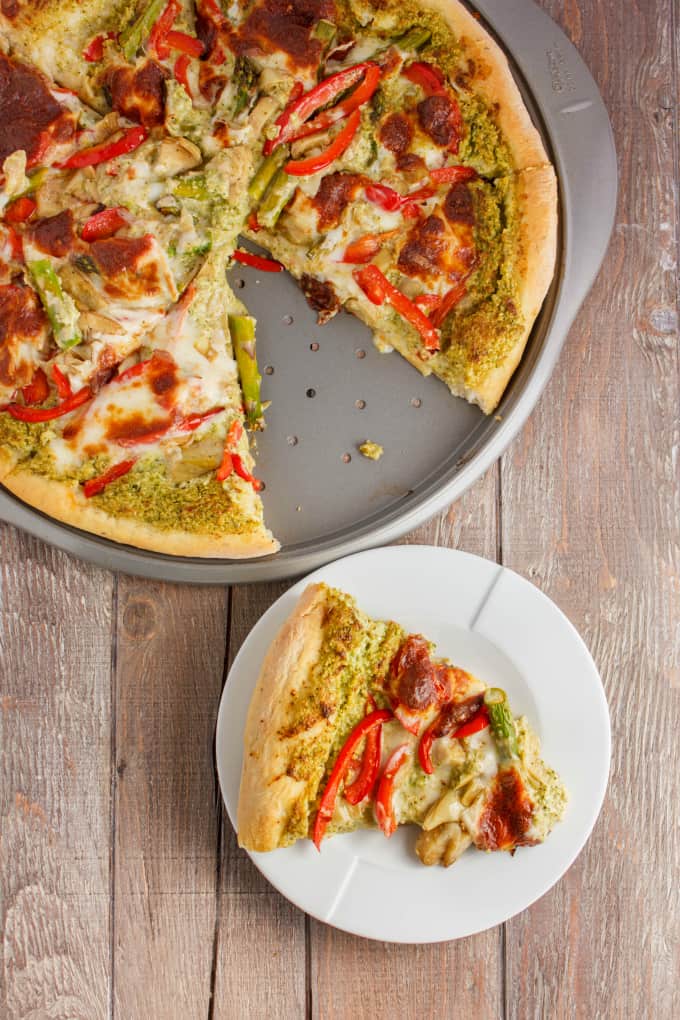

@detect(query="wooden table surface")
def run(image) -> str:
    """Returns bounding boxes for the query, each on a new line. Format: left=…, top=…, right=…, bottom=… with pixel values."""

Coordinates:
left=2, top=1, right=679, bottom=1016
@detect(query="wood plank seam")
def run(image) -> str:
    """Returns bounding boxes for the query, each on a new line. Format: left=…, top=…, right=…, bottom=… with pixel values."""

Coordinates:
left=108, top=574, right=119, bottom=1020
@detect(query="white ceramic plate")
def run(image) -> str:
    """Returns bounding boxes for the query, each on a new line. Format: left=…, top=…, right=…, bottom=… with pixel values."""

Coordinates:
left=216, top=546, right=610, bottom=943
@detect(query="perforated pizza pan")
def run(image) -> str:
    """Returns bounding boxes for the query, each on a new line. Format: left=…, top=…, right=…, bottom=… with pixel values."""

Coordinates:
left=0, top=0, right=617, bottom=583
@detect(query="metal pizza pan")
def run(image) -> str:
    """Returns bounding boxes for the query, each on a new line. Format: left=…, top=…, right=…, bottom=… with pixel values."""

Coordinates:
left=0, top=0, right=617, bottom=583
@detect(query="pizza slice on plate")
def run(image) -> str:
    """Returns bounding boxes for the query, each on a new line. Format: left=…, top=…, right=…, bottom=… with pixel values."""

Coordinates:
left=238, top=583, right=567, bottom=863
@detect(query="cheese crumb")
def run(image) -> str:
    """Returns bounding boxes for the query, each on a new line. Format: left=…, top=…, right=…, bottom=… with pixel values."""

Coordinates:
left=359, top=440, right=384, bottom=461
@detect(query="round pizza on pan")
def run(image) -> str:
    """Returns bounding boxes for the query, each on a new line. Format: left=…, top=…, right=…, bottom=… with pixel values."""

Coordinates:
left=0, top=0, right=557, bottom=557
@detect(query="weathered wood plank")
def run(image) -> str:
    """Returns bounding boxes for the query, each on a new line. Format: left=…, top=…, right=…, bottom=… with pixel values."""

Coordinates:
left=212, top=580, right=307, bottom=1020
left=502, top=1, right=680, bottom=1016
left=0, top=528, right=113, bottom=1020
left=111, top=580, right=228, bottom=1020
left=310, top=468, right=503, bottom=1019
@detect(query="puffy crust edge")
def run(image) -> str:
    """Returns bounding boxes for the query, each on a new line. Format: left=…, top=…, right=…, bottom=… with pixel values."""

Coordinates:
left=237, top=583, right=329, bottom=852
left=0, top=469, right=280, bottom=558
left=419, top=0, right=551, bottom=171
left=469, top=164, right=558, bottom=413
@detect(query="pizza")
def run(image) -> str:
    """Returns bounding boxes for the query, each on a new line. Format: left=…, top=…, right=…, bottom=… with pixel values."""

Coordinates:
left=0, top=0, right=557, bottom=557
left=237, top=584, right=567, bottom=862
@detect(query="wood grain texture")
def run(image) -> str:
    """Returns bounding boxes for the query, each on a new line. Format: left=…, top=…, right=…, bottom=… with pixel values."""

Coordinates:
left=0, top=529, right=112, bottom=1020
left=0, top=0, right=678, bottom=1017
left=500, top=0, right=680, bottom=1017
left=111, top=581, right=228, bottom=1020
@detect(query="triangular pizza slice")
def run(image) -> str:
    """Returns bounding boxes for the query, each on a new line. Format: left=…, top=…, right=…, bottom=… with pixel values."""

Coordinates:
left=238, top=583, right=567, bottom=862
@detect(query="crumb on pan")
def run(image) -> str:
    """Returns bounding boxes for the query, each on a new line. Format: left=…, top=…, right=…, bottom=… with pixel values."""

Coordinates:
left=359, top=440, right=384, bottom=461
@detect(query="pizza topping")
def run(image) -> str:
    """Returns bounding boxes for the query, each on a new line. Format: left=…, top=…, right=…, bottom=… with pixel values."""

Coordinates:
left=27, top=260, right=82, bottom=350
left=402, top=60, right=447, bottom=97
left=119, top=0, right=168, bottom=63
left=417, top=95, right=461, bottom=148
left=378, top=112, right=413, bottom=156
left=4, top=384, right=91, bottom=422
left=230, top=314, right=263, bottom=430
left=56, top=125, right=148, bottom=170
left=0, top=54, right=76, bottom=168
left=236, top=0, right=336, bottom=72
left=397, top=214, right=447, bottom=278
left=148, top=0, right=181, bottom=60
left=343, top=700, right=383, bottom=805
left=353, top=266, right=440, bottom=352
left=51, top=364, right=73, bottom=399
left=443, top=181, right=475, bottom=225
left=30, top=210, right=76, bottom=258
left=265, top=62, right=376, bottom=156
left=429, top=282, right=467, bottom=328
left=341, top=233, right=387, bottom=264
left=232, top=250, right=283, bottom=272
left=312, top=172, right=363, bottom=231
left=418, top=698, right=488, bottom=774
left=81, top=208, right=128, bottom=243
left=104, top=61, right=168, bottom=129
left=312, top=707, right=392, bottom=849
left=21, top=366, right=50, bottom=405
left=374, top=743, right=410, bottom=838
left=83, top=33, right=118, bottom=63
left=0, top=282, right=49, bottom=389
left=173, top=54, right=192, bottom=96
left=216, top=419, right=243, bottom=482
left=83, top=458, right=137, bottom=498
left=475, top=767, right=537, bottom=851
left=285, top=108, right=361, bottom=176
left=430, top=165, right=477, bottom=186
left=165, top=31, right=206, bottom=59
left=300, top=274, right=340, bottom=324
left=4, top=197, right=37, bottom=224
left=88, top=235, right=168, bottom=302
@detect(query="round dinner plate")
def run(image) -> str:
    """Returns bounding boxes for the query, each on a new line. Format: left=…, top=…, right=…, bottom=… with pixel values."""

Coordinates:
left=216, top=545, right=610, bottom=943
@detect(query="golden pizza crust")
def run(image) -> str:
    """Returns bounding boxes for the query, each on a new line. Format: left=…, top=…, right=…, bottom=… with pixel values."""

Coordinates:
left=469, top=164, right=558, bottom=412
left=237, top=583, right=329, bottom=852
left=1, top=469, right=279, bottom=558
left=420, top=0, right=551, bottom=171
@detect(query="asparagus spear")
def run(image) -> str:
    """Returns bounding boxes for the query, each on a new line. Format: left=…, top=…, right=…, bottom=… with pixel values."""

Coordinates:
left=313, top=19, right=337, bottom=46
left=392, top=27, right=431, bottom=51
left=232, top=55, right=258, bottom=117
left=248, top=148, right=287, bottom=205
left=229, top=314, right=263, bottom=428
left=119, top=0, right=166, bottom=63
left=256, top=169, right=297, bottom=229
left=28, top=260, right=82, bottom=350
left=484, top=688, right=520, bottom=762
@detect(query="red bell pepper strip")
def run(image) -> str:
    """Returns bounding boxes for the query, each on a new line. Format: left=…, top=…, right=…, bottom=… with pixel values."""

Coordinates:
left=313, top=708, right=392, bottom=849
left=286, top=63, right=381, bottom=145
left=375, top=743, right=410, bottom=838
left=5, top=386, right=92, bottom=422
left=232, top=250, right=284, bottom=272
left=354, top=265, right=441, bottom=351
left=246, top=210, right=260, bottom=232
left=285, top=109, right=361, bottom=177
left=429, top=281, right=467, bottom=329
left=81, top=207, right=128, bottom=242
left=344, top=702, right=384, bottom=805
left=264, top=63, right=376, bottom=156
left=215, top=419, right=243, bottom=481
left=341, top=234, right=383, bottom=264
left=116, top=406, right=224, bottom=446
left=83, top=32, right=117, bottom=62
left=165, top=30, right=205, bottom=57
left=4, top=197, right=37, bottom=224
left=352, top=265, right=386, bottom=305
left=430, top=165, right=478, bottom=185
left=232, top=453, right=263, bottom=491
left=418, top=704, right=490, bottom=774
left=51, top=364, right=73, bottom=399
left=402, top=60, right=447, bottom=96
left=83, top=458, right=136, bottom=498
left=56, top=126, right=148, bottom=170
left=413, top=293, right=441, bottom=311
left=364, top=182, right=435, bottom=216
left=149, top=0, right=180, bottom=59
left=21, top=367, right=49, bottom=406
left=6, top=226, right=23, bottom=261
left=174, top=54, right=192, bottom=95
